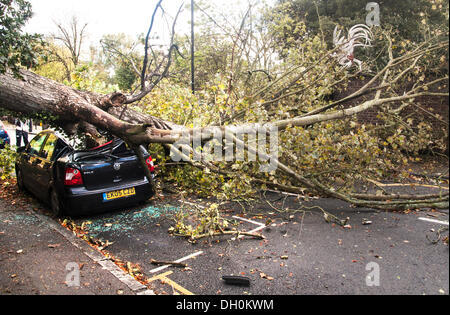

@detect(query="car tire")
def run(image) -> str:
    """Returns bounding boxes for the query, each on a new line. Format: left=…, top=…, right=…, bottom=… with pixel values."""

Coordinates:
left=50, top=188, right=64, bottom=217
left=16, top=168, right=25, bottom=191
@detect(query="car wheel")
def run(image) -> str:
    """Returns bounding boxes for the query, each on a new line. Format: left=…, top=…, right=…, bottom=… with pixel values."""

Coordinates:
left=50, top=189, right=64, bottom=217
left=16, top=168, right=25, bottom=191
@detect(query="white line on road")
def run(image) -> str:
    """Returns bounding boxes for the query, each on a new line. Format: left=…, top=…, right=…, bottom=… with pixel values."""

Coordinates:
left=232, top=215, right=266, bottom=240
left=149, top=250, right=204, bottom=274
left=232, top=215, right=266, bottom=227
left=418, top=217, right=449, bottom=226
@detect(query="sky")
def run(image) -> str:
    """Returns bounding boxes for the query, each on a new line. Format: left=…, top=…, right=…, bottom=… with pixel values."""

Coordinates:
left=25, top=0, right=189, bottom=44
left=23, top=0, right=269, bottom=48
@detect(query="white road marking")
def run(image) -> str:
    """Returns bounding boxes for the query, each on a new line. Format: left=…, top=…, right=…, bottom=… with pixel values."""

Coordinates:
left=231, top=215, right=266, bottom=240
left=149, top=250, right=204, bottom=274
left=232, top=215, right=265, bottom=227
left=418, top=217, right=449, bottom=226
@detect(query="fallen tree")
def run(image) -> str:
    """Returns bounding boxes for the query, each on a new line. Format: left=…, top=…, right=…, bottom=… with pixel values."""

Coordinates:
left=0, top=0, right=448, bottom=211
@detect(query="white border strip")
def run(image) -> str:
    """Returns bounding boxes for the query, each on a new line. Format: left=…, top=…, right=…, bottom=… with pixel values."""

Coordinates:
left=418, top=217, right=449, bottom=226
left=149, top=250, right=204, bottom=274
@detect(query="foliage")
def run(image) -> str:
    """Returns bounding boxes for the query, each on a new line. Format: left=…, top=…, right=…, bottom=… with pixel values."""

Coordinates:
left=272, top=0, right=449, bottom=47
left=136, top=1, right=448, bottom=202
left=0, top=144, right=17, bottom=180
left=99, top=33, right=141, bottom=91
left=168, top=202, right=234, bottom=242
left=0, top=0, right=43, bottom=76
left=33, top=41, right=74, bottom=83
left=69, top=63, right=119, bottom=94
left=114, top=62, right=138, bottom=91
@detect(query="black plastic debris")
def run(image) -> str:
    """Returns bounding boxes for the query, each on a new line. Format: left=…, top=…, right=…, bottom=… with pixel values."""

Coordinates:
left=222, top=275, right=251, bottom=286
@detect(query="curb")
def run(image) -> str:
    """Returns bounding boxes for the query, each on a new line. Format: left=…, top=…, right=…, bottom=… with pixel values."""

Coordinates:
left=30, top=211, right=155, bottom=295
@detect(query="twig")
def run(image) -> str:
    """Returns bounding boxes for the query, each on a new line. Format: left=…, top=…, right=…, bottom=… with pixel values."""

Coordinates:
left=150, top=259, right=187, bottom=268
left=190, top=230, right=265, bottom=241
left=426, top=227, right=449, bottom=245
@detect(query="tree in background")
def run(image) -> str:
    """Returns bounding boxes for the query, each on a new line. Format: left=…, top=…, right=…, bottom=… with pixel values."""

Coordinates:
left=0, top=0, right=42, bottom=76
left=272, top=0, right=448, bottom=47
left=100, top=33, right=141, bottom=92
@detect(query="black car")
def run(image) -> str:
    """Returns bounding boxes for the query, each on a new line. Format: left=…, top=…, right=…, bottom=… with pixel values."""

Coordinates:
left=15, top=130, right=155, bottom=216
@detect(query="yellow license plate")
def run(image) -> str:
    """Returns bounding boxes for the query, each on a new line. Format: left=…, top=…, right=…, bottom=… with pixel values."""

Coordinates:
left=103, top=187, right=136, bottom=201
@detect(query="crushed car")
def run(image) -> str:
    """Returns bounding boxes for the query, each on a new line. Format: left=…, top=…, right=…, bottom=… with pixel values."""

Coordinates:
left=15, top=130, right=155, bottom=216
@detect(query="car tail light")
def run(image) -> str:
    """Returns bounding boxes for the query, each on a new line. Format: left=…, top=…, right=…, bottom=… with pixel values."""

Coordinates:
left=145, top=156, right=155, bottom=173
left=64, top=167, right=83, bottom=186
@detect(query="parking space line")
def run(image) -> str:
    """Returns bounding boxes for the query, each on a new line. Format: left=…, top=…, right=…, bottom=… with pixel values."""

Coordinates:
left=147, top=271, right=194, bottom=295
left=232, top=215, right=266, bottom=240
left=232, top=216, right=265, bottom=227
left=418, top=217, right=449, bottom=226
left=149, top=250, right=204, bottom=274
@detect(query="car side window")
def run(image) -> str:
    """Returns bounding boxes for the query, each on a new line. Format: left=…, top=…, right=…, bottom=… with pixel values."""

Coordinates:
left=27, top=133, right=47, bottom=156
left=40, top=133, right=58, bottom=160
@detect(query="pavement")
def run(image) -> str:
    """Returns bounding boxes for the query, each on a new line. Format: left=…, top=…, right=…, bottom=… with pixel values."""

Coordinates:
left=0, top=196, right=152, bottom=295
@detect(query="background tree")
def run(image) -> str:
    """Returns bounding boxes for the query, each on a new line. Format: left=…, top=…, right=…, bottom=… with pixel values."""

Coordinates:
left=0, top=0, right=42, bottom=76
left=272, top=0, right=449, bottom=48
left=52, top=16, right=88, bottom=71
left=100, top=33, right=142, bottom=91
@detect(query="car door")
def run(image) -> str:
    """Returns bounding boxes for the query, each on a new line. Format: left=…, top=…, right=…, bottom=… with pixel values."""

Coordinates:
left=20, top=132, right=48, bottom=194
left=33, top=133, right=59, bottom=198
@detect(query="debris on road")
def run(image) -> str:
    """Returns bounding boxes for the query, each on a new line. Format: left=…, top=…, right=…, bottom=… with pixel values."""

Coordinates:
left=259, top=272, right=274, bottom=281
left=150, top=259, right=187, bottom=268
left=222, top=275, right=251, bottom=286
left=362, top=219, right=372, bottom=225
left=426, top=226, right=449, bottom=245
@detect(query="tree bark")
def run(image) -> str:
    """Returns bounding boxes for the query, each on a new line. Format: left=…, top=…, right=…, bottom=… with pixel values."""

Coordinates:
left=0, top=69, right=178, bottom=143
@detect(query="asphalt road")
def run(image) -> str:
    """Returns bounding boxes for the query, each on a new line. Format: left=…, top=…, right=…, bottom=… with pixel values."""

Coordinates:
left=70, top=191, right=449, bottom=295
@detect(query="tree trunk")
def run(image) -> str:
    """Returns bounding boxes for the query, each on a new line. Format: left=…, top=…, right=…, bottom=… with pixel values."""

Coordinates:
left=0, top=69, right=179, bottom=143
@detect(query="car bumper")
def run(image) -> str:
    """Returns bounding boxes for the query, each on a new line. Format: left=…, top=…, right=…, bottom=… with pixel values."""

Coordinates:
left=62, top=179, right=154, bottom=216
